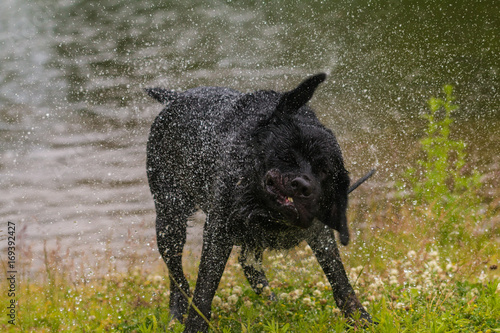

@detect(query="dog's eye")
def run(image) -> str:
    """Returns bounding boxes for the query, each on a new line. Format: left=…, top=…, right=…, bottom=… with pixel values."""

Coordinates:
left=315, top=165, right=330, bottom=180
left=279, top=154, right=296, bottom=165
left=320, top=168, right=329, bottom=177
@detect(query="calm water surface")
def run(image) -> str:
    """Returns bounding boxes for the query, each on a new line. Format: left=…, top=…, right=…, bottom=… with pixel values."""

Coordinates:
left=1, top=0, right=498, bottom=269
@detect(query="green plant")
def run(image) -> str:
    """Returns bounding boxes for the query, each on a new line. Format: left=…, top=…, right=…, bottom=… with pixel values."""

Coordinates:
left=398, top=85, right=484, bottom=245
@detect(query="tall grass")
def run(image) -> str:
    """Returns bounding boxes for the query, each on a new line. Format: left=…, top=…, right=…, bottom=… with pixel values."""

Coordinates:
left=396, top=85, right=486, bottom=247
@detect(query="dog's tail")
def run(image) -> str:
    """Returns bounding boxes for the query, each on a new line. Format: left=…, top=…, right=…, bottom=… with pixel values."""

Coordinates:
left=145, top=88, right=179, bottom=104
left=348, top=169, right=376, bottom=194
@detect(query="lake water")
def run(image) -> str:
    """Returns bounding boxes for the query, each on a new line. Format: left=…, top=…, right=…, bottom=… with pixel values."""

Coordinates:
left=1, top=0, right=498, bottom=272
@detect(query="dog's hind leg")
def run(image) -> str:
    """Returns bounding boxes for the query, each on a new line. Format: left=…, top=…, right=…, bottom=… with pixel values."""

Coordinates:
left=185, top=212, right=233, bottom=333
left=147, top=111, right=196, bottom=322
left=239, top=247, right=276, bottom=300
left=153, top=188, right=195, bottom=322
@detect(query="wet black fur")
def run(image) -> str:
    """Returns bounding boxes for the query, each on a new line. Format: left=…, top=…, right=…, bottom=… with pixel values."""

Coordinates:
left=146, top=74, right=371, bottom=332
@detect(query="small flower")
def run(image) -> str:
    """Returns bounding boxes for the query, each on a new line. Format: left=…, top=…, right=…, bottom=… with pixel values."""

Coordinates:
left=429, top=250, right=439, bottom=259
left=362, top=301, right=369, bottom=308
left=213, top=296, right=222, bottom=307
left=426, top=260, right=443, bottom=273
left=232, top=286, right=243, bottom=296
left=262, top=286, right=272, bottom=297
left=316, top=281, right=325, bottom=289
left=279, top=292, right=289, bottom=301
left=303, top=297, right=312, bottom=306
left=313, top=290, right=322, bottom=297
left=289, top=289, right=303, bottom=300
left=395, top=302, right=405, bottom=309
left=407, top=250, right=416, bottom=258
left=228, top=294, right=239, bottom=305
left=446, top=263, right=457, bottom=272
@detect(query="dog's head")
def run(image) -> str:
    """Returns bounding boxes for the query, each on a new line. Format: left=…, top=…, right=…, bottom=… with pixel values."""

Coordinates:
left=253, top=73, right=351, bottom=245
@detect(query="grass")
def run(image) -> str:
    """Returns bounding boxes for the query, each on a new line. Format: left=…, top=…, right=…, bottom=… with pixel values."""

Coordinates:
left=1, top=241, right=498, bottom=332
left=1, top=86, right=499, bottom=332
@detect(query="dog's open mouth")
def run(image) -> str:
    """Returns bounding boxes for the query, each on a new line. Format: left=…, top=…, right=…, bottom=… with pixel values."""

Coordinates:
left=267, top=184, right=297, bottom=212
left=264, top=170, right=316, bottom=228
left=277, top=194, right=294, bottom=206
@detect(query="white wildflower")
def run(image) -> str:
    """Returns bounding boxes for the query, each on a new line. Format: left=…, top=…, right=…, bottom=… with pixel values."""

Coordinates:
left=289, top=289, right=303, bottom=300
left=213, top=296, right=222, bottom=307
left=389, top=276, right=399, bottom=285
left=228, top=294, right=239, bottom=305
left=429, top=250, right=439, bottom=258
left=232, top=286, right=243, bottom=296
left=445, top=263, right=457, bottom=272
left=279, top=293, right=289, bottom=301
left=395, top=302, right=405, bottom=309
left=313, top=289, right=322, bottom=297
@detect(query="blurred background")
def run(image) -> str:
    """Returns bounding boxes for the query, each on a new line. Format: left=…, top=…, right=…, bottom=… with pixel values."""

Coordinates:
left=0, top=0, right=498, bottom=271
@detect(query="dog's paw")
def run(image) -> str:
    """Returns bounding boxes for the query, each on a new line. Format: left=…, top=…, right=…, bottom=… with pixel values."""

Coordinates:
left=268, top=291, right=277, bottom=301
left=169, top=290, right=189, bottom=322
left=350, top=309, right=374, bottom=328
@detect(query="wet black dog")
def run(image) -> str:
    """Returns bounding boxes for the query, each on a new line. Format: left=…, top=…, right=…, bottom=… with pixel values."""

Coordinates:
left=146, top=73, right=372, bottom=332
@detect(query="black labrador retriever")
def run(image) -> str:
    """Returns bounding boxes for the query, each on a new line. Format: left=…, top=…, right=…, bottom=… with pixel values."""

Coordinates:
left=146, top=73, right=372, bottom=332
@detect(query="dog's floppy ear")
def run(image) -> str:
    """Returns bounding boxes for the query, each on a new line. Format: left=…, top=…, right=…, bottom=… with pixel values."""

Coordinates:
left=321, top=172, right=350, bottom=246
left=145, top=88, right=179, bottom=104
left=276, top=73, right=326, bottom=114
left=327, top=204, right=350, bottom=246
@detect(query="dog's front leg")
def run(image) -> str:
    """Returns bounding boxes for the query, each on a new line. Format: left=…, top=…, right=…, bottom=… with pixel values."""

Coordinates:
left=307, top=226, right=372, bottom=324
left=239, top=247, right=276, bottom=300
left=184, top=217, right=233, bottom=333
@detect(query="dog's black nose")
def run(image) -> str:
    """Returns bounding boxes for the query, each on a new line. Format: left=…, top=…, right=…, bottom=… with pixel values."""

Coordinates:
left=291, top=176, right=313, bottom=197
